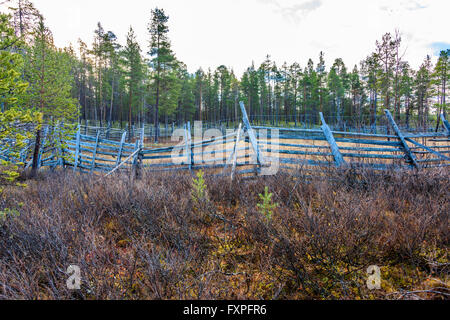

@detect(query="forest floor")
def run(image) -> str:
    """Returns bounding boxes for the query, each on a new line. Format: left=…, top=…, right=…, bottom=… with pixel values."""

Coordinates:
left=0, top=167, right=448, bottom=300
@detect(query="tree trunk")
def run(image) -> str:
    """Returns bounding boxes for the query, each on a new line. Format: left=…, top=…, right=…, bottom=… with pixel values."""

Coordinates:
left=109, top=77, right=114, bottom=126
left=129, top=87, right=133, bottom=139
left=31, top=129, right=41, bottom=177
left=154, top=76, right=160, bottom=143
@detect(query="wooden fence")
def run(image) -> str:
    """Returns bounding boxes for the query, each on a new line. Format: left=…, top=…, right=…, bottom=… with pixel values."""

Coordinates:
left=2, top=103, right=449, bottom=179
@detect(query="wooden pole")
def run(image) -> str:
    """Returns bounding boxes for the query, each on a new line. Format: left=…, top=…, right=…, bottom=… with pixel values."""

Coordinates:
left=116, top=131, right=127, bottom=167
left=405, top=138, right=450, bottom=162
left=441, top=114, right=450, bottom=135
left=185, top=122, right=192, bottom=171
left=231, top=123, right=243, bottom=181
left=320, top=112, right=346, bottom=167
left=385, top=109, right=419, bottom=169
left=91, top=130, right=100, bottom=172
left=73, top=125, right=81, bottom=171
left=239, top=102, right=263, bottom=174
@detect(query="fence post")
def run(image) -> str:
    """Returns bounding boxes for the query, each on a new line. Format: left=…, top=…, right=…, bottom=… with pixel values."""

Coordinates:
left=116, top=131, right=127, bottom=167
left=441, top=114, right=450, bottom=135
left=231, top=123, right=243, bottom=181
left=183, top=123, right=190, bottom=171
left=91, top=130, right=100, bottom=172
left=73, top=125, right=81, bottom=171
left=186, top=122, right=193, bottom=171
left=384, top=109, right=419, bottom=169
left=239, top=102, right=263, bottom=174
left=320, top=113, right=345, bottom=167
left=132, top=126, right=145, bottom=178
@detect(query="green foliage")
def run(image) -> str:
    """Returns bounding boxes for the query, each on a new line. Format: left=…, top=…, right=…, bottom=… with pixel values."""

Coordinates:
left=0, top=207, right=20, bottom=226
left=148, top=7, right=180, bottom=140
left=0, top=99, right=38, bottom=189
left=18, top=16, right=79, bottom=125
left=0, top=14, right=28, bottom=106
left=433, top=50, right=449, bottom=119
left=257, top=186, right=278, bottom=223
left=0, top=13, right=39, bottom=188
left=191, top=170, right=208, bottom=204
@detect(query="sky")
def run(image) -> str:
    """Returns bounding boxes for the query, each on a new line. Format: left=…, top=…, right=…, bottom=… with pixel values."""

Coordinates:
left=7, top=0, right=450, bottom=76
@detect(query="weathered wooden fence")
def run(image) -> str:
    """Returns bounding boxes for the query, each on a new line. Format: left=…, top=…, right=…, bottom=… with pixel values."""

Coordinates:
left=2, top=103, right=449, bottom=179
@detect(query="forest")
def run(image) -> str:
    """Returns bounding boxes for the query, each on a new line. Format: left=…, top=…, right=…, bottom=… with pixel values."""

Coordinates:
left=1, top=0, right=449, bottom=143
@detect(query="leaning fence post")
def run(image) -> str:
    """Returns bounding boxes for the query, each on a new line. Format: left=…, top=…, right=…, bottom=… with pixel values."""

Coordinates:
left=132, top=138, right=140, bottom=177
left=320, top=113, right=345, bottom=167
left=239, top=102, right=263, bottom=174
left=116, top=131, right=127, bottom=167
left=384, top=109, right=419, bottom=169
left=231, top=123, right=243, bottom=181
left=183, top=123, right=189, bottom=169
left=184, top=122, right=193, bottom=172
left=441, top=114, right=450, bottom=136
left=73, top=125, right=81, bottom=171
left=132, top=126, right=145, bottom=178
left=90, top=130, right=100, bottom=172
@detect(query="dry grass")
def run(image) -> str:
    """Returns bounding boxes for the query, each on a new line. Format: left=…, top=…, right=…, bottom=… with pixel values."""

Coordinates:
left=0, top=167, right=448, bottom=300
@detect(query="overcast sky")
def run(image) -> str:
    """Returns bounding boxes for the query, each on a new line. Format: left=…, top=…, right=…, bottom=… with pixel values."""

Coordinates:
left=16, top=0, right=450, bottom=75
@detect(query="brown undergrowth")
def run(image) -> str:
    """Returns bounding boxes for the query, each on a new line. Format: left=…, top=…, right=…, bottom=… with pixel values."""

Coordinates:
left=0, top=167, right=448, bottom=300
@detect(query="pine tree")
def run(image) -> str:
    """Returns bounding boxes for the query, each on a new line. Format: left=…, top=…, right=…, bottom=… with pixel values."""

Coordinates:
left=350, top=65, right=364, bottom=128
left=399, top=62, right=414, bottom=128
left=7, top=0, right=40, bottom=43
left=328, top=58, right=347, bottom=129
left=361, top=53, right=381, bottom=132
left=148, top=7, right=176, bottom=143
left=288, top=62, right=302, bottom=126
left=194, top=68, right=205, bottom=121
left=19, top=16, right=78, bottom=175
left=316, top=51, right=326, bottom=114
left=375, top=33, right=399, bottom=116
left=177, top=64, right=194, bottom=123
left=0, top=13, right=36, bottom=186
left=102, top=31, right=120, bottom=127
left=122, top=26, right=142, bottom=138
left=433, top=50, right=449, bottom=130
left=415, top=56, right=433, bottom=130
left=0, top=14, right=28, bottom=108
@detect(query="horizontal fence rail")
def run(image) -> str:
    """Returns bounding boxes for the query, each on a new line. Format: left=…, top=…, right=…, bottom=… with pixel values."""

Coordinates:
left=1, top=104, right=449, bottom=179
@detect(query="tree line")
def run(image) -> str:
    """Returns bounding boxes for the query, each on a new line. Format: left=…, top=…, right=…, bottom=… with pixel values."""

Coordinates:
left=1, top=0, right=449, bottom=148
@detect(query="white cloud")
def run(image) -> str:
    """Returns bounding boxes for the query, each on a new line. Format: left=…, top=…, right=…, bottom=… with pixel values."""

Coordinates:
left=7, top=0, right=449, bottom=75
